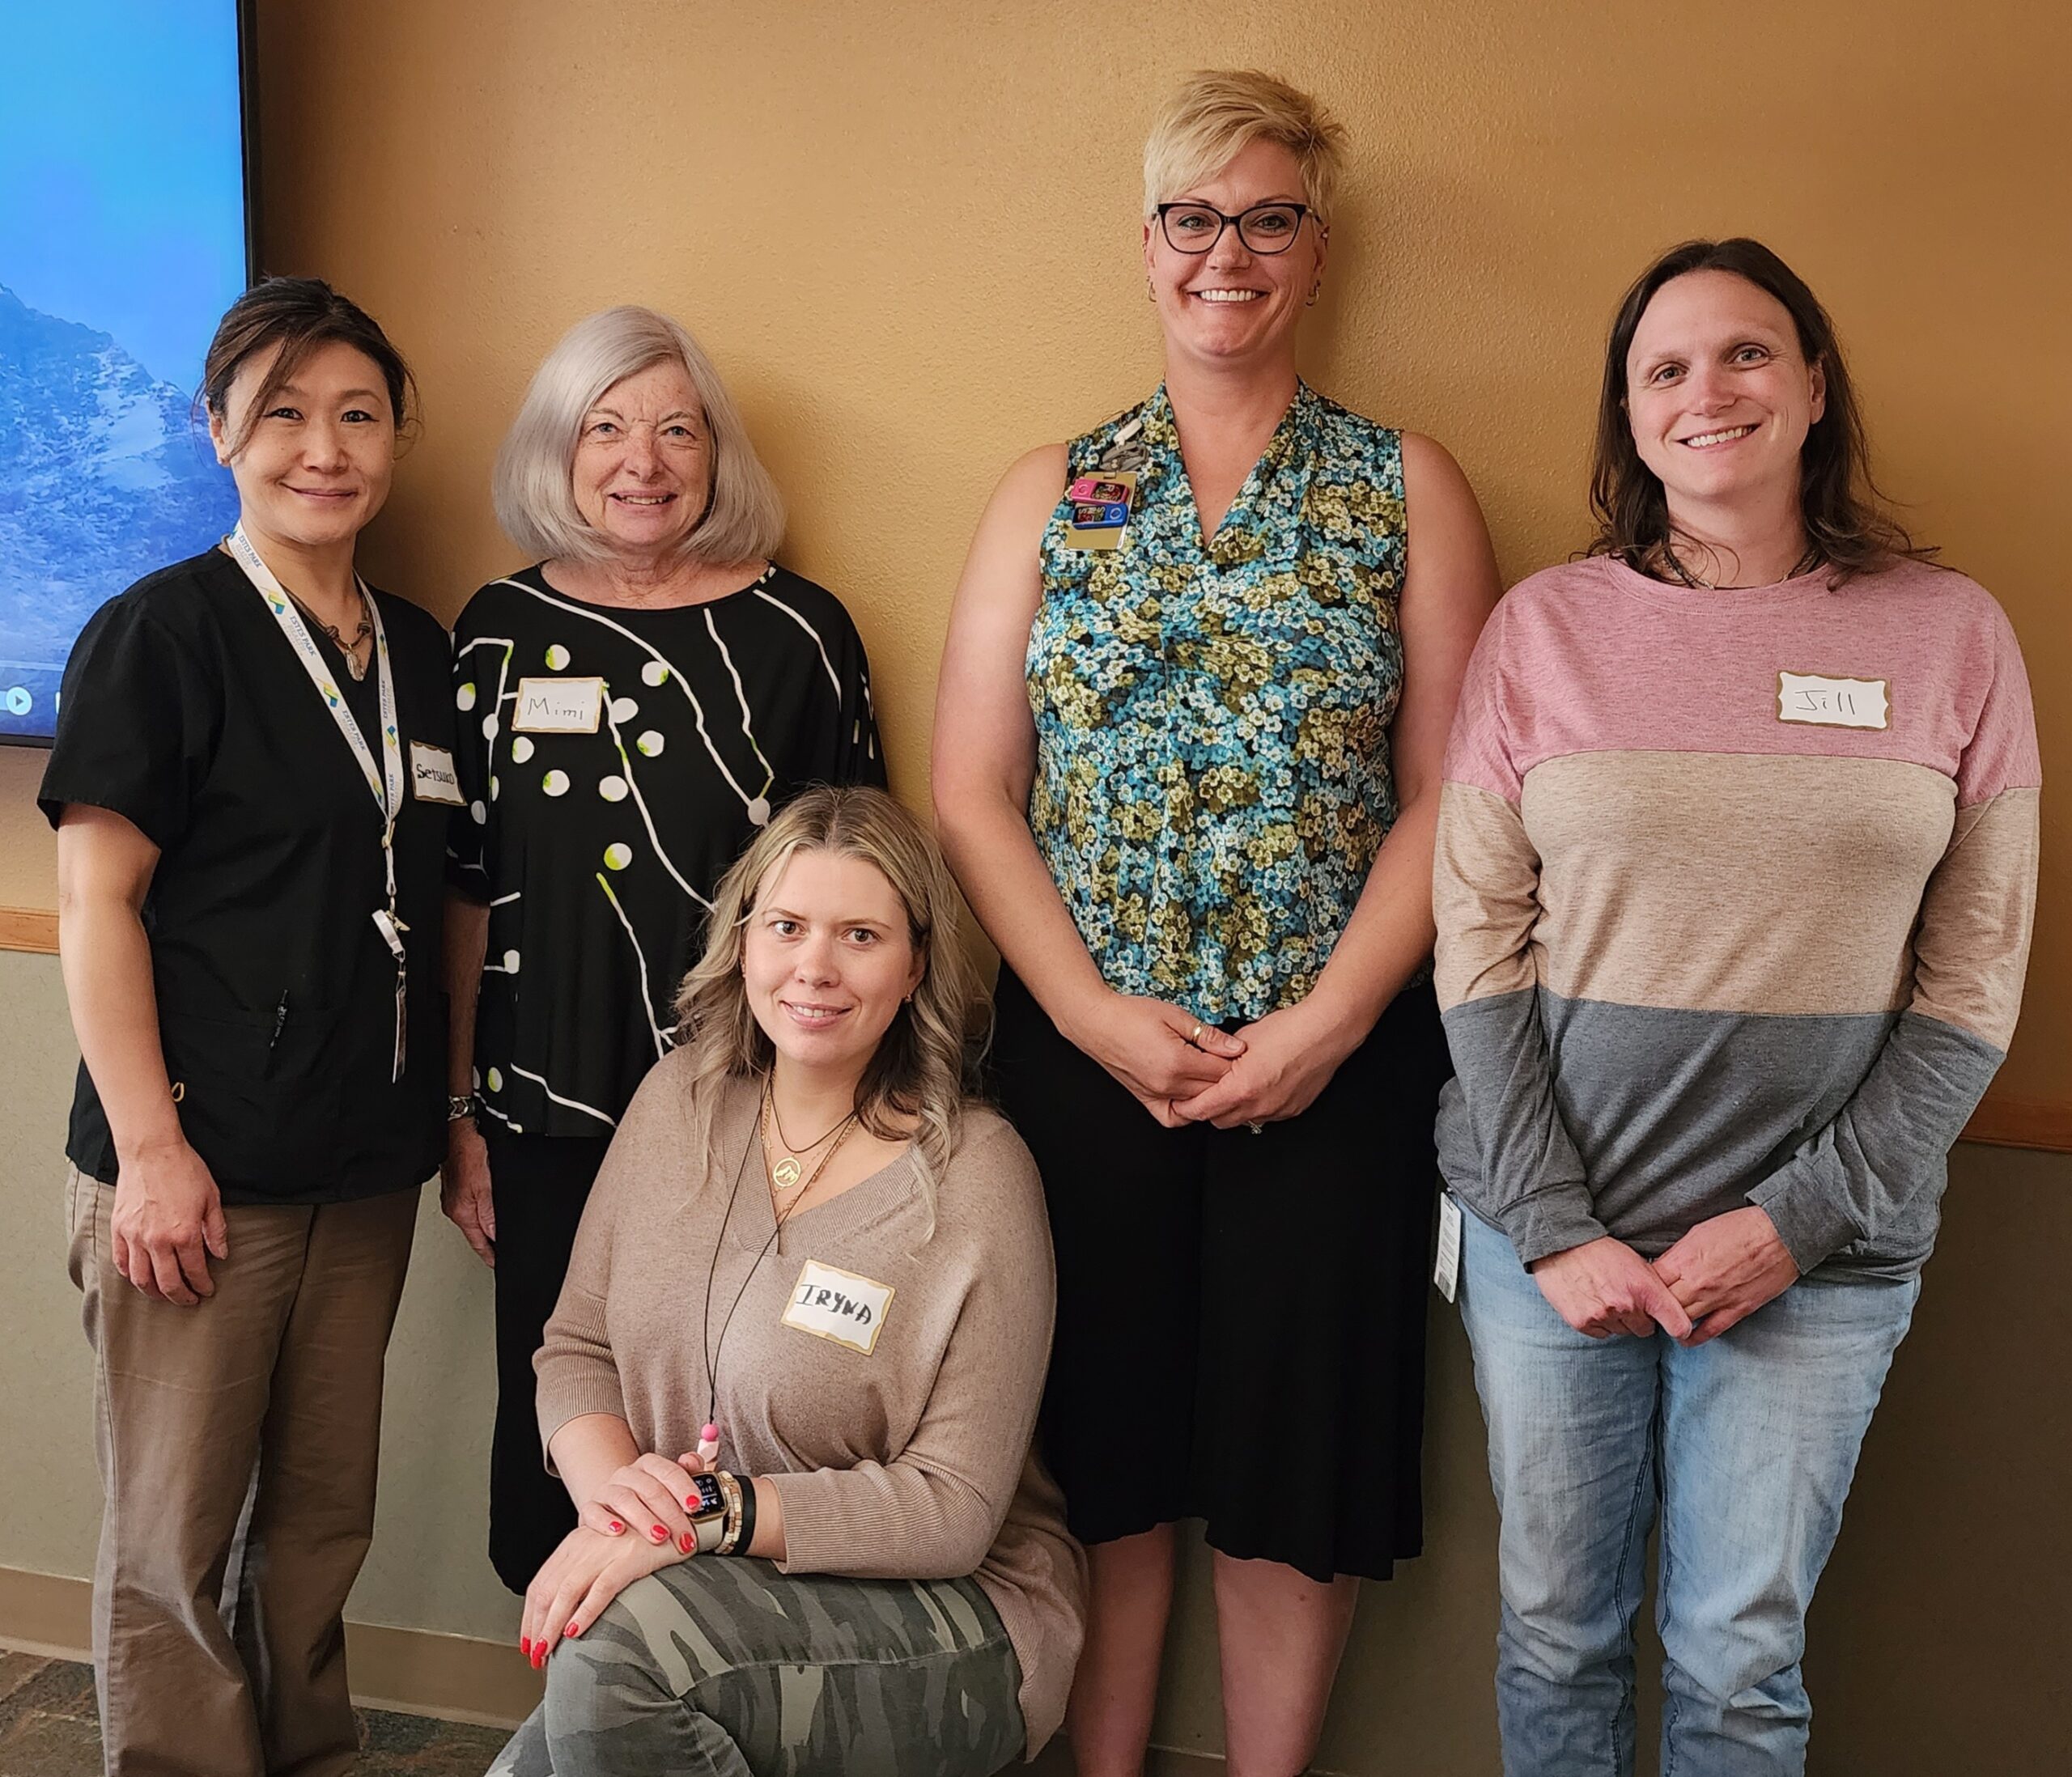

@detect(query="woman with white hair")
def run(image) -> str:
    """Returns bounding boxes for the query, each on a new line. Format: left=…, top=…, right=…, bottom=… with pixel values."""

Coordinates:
left=934, top=70, right=1499, bottom=1775
left=442, top=306, right=883, bottom=1593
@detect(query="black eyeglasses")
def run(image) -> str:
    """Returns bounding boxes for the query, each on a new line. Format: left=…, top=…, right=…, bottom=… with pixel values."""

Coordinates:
left=1154, top=201, right=1312, bottom=255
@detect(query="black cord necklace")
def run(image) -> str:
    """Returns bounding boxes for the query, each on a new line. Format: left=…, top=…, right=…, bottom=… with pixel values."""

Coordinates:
left=699, top=1092, right=809, bottom=1437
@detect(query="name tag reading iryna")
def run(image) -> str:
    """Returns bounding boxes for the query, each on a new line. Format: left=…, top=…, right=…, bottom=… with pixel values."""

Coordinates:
left=781, top=1259, right=894, bottom=1355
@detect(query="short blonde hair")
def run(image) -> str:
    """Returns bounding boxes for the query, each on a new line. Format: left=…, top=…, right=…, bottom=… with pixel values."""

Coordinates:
left=672, top=786, right=983, bottom=1238
left=1142, top=70, right=1348, bottom=227
left=492, top=305, right=784, bottom=567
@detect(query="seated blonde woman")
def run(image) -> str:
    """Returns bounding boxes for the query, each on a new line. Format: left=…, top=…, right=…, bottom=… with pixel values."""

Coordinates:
left=490, top=785, right=1083, bottom=1777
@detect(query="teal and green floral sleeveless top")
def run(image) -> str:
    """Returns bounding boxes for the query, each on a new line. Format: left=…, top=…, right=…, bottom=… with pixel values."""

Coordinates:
left=1027, top=382, right=1408, bottom=1023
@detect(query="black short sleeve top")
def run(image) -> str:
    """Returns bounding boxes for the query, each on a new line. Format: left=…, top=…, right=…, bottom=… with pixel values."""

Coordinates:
left=39, top=549, right=457, bottom=1203
left=448, top=563, right=885, bottom=1137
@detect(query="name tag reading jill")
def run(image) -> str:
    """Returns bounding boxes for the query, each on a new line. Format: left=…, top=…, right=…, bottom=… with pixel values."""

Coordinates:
left=782, top=1259, right=894, bottom=1355
left=512, top=676, right=605, bottom=734
left=1776, top=672, right=1889, bottom=731
left=410, top=741, right=465, bottom=804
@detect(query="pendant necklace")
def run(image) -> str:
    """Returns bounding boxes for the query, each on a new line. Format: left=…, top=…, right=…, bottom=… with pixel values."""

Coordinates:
left=288, top=587, right=376, bottom=680
left=762, top=1077, right=858, bottom=1192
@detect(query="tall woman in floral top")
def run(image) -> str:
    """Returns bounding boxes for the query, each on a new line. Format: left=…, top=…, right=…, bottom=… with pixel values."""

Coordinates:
left=934, top=72, right=1498, bottom=1777
left=443, top=306, right=881, bottom=1594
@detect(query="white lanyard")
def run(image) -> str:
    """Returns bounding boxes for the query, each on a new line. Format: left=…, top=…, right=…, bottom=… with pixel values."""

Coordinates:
left=225, top=524, right=410, bottom=1080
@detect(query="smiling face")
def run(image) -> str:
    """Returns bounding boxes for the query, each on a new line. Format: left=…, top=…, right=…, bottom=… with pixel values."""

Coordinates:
left=1144, top=137, right=1326, bottom=372
left=571, top=358, right=712, bottom=558
left=1624, top=269, right=1827, bottom=523
left=742, top=847, right=925, bottom=1086
left=209, top=338, right=396, bottom=553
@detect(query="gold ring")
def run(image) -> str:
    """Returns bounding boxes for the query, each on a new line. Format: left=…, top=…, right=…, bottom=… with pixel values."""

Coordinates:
left=1189, top=1023, right=1204, bottom=1045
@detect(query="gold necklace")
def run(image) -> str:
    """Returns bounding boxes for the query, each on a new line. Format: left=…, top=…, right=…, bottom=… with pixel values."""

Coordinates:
left=761, top=1080, right=858, bottom=1193
left=764, top=1105, right=858, bottom=1219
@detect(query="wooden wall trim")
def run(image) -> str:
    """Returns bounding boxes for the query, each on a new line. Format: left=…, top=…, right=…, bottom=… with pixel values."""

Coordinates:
left=0, top=907, right=57, bottom=955
left=1960, top=1095, right=2072, bottom=1155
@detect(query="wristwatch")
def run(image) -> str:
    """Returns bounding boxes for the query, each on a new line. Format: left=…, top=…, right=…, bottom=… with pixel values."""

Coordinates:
left=686, top=1471, right=730, bottom=1554
left=447, top=1094, right=477, bottom=1122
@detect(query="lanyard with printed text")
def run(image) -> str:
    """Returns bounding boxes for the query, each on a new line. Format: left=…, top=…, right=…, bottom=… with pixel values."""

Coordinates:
left=225, top=525, right=410, bottom=1080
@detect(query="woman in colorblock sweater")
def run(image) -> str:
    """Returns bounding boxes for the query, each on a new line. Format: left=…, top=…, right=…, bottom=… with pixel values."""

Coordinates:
left=1434, top=238, right=2039, bottom=1774
left=490, top=785, right=1083, bottom=1776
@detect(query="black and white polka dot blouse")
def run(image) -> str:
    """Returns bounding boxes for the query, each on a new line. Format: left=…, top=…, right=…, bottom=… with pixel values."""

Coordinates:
left=448, top=562, right=884, bottom=1137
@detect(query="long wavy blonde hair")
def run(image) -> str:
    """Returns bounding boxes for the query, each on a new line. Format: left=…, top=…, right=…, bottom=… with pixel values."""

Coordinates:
left=672, top=786, right=982, bottom=1232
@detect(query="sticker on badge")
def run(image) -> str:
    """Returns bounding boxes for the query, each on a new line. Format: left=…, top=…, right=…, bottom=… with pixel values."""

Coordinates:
left=512, top=676, right=605, bottom=733
left=410, top=741, right=465, bottom=804
left=1775, top=671, right=1890, bottom=731
left=1061, top=469, right=1138, bottom=551
left=781, top=1258, right=895, bottom=1355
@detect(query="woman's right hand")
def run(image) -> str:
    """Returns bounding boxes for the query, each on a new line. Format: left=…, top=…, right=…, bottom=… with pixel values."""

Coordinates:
left=440, top=1118, right=496, bottom=1268
left=111, top=1139, right=229, bottom=1305
left=579, top=1453, right=711, bottom=1554
left=1066, top=990, right=1246, bottom=1126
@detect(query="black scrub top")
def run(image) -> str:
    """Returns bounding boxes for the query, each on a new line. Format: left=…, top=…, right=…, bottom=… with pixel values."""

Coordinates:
left=39, top=548, right=456, bottom=1205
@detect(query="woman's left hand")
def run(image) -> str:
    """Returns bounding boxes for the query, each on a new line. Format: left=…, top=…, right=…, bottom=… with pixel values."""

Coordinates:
left=1169, top=999, right=1359, bottom=1130
left=520, top=1525, right=683, bottom=1668
left=1651, top=1206, right=1800, bottom=1346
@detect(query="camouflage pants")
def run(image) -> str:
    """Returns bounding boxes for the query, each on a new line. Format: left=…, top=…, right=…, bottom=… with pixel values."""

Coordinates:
left=488, top=1557, right=1026, bottom=1776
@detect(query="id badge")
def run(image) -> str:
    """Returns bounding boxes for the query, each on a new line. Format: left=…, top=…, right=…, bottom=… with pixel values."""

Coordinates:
left=1061, top=469, right=1137, bottom=552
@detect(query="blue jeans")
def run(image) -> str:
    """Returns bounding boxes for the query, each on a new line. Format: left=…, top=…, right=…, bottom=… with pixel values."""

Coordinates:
left=1457, top=1204, right=1919, bottom=1776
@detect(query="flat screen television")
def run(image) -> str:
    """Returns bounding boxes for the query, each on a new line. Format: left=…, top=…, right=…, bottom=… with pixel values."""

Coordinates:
left=0, top=0, right=253, bottom=746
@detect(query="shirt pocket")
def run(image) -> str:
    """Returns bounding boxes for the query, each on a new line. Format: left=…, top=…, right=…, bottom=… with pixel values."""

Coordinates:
left=160, top=1001, right=348, bottom=1185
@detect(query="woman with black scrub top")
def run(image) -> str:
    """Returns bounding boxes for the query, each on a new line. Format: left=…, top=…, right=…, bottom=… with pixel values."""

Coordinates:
left=40, top=278, right=455, bottom=1777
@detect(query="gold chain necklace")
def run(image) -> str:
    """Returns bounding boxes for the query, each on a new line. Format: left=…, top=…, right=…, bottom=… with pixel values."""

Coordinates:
left=761, top=1079, right=858, bottom=1194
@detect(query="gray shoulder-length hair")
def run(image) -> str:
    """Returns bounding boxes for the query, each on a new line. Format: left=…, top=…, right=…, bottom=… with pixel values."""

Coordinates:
left=491, top=305, right=785, bottom=566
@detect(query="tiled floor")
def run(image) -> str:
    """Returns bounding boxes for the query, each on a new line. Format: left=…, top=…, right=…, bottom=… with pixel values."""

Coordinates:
left=0, top=1651, right=512, bottom=1775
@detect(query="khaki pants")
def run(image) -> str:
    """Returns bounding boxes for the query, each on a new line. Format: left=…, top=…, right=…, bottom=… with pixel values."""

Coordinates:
left=66, top=1168, right=418, bottom=1777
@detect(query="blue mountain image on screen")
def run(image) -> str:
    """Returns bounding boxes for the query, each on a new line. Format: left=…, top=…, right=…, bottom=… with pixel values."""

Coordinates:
left=0, top=283, right=240, bottom=738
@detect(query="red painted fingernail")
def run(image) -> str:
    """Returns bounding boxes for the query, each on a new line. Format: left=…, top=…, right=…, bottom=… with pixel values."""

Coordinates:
left=651, top=1524, right=668, bottom=1542
left=531, top=1646, right=544, bottom=1669
left=678, top=1529, right=694, bottom=1553
left=686, top=1495, right=698, bottom=1509
left=567, top=1620, right=582, bottom=1638
left=608, top=1519, right=624, bottom=1534
left=520, top=1636, right=531, bottom=1656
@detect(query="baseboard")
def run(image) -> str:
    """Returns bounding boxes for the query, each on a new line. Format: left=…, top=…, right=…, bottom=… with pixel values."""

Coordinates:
left=0, top=1564, right=542, bottom=1729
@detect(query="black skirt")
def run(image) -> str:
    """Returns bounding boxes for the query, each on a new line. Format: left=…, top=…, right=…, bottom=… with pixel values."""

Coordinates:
left=989, top=969, right=1451, bottom=1584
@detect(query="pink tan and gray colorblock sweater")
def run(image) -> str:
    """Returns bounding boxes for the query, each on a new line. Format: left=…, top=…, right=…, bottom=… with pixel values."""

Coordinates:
left=1433, top=555, right=2040, bottom=1275
left=535, top=1055, right=1086, bottom=1754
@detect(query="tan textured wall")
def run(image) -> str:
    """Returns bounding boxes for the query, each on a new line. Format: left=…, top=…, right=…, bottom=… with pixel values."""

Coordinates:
left=2, top=3, right=2068, bottom=1769
left=2, top=0, right=2064, bottom=1105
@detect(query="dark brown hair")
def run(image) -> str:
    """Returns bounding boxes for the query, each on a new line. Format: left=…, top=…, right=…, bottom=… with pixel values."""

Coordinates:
left=1587, top=237, right=1934, bottom=581
left=201, top=277, right=415, bottom=456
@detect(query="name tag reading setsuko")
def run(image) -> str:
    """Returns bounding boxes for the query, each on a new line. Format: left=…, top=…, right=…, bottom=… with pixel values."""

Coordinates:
left=410, top=741, right=465, bottom=804
left=1775, top=671, right=1891, bottom=731
left=781, top=1259, right=895, bottom=1355
left=512, top=675, right=605, bottom=734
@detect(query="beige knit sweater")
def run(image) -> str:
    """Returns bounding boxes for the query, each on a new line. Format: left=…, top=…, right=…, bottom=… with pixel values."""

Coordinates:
left=535, top=1051, right=1086, bottom=1754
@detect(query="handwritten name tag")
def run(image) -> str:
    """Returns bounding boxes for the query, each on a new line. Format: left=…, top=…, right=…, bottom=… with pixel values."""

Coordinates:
left=512, top=676, right=604, bottom=734
left=410, top=741, right=465, bottom=804
left=781, top=1259, right=894, bottom=1355
left=1776, top=672, right=1889, bottom=731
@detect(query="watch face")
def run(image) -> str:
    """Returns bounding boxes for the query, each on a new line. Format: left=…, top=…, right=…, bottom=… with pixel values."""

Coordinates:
left=690, top=1473, right=726, bottom=1517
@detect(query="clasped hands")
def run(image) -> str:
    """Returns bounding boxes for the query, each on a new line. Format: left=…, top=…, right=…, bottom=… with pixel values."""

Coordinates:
left=1079, top=990, right=1355, bottom=1131
left=520, top=1448, right=717, bottom=1669
left=1527, top=1205, right=1801, bottom=1347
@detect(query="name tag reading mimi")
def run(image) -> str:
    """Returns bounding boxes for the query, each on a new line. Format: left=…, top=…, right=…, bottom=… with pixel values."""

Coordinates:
left=1776, top=672, right=1890, bottom=731
left=512, top=676, right=605, bottom=734
left=781, top=1259, right=895, bottom=1355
